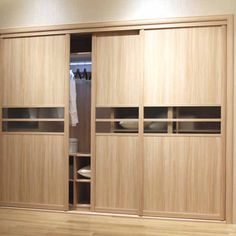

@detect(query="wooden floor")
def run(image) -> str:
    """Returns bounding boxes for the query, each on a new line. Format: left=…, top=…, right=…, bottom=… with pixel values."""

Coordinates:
left=0, top=208, right=236, bottom=236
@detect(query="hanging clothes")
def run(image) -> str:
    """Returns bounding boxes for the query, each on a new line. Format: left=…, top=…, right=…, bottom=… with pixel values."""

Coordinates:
left=69, top=70, right=79, bottom=126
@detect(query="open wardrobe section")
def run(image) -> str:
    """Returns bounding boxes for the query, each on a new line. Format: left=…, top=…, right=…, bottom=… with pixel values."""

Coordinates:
left=0, top=15, right=234, bottom=223
left=69, top=34, right=92, bottom=211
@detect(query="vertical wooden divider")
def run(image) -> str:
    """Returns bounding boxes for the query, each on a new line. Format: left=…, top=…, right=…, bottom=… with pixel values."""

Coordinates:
left=0, top=38, right=3, bottom=195
left=176, top=107, right=179, bottom=133
left=220, top=25, right=227, bottom=223
left=0, top=38, right=3, bottom=148
left=73, top=156, right=78, bottom=208
left=225, top=15, right=234, bottom=223
left=64, top=34, right=70, bottom=210
left=90, top=34, right=97, bottom=211
left=167, top=107, right=173, bottom=134
left=138, top=29, right=144, bottom=216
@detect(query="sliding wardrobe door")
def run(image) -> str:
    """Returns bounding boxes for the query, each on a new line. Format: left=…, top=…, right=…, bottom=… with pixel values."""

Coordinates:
left=1, top=35, right=67, bottom=106
left=95, top=136, right=139, bottom=214
left=143, top=26, right=225, bottom=105
left=143, top=137, right=224, bottom=219
left=0, top=135, right=65, bottom=209
left=0, top=35, right=69, bottom=210
left=95, top=31, right=140, bottom=107
left=142, top=26, right=226, bottom=220
left=93, top=31, right=141, bottom=214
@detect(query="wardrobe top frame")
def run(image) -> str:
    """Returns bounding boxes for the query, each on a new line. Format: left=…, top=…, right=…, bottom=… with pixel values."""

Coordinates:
left=0, top=14, right=232, bottom=38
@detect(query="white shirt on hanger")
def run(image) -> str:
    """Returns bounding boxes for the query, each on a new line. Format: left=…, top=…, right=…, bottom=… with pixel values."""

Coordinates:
left=69, top=70, right=79, bottom=126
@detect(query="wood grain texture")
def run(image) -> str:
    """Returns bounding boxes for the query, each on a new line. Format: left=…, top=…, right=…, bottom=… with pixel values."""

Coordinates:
left=138, top=29, right=144, bottom=216
left=63, top=34, right=70, bottom=210
left=225, top=15, right=234, bottom=224
left=0, top=20, right=227, bottom=39
left=143, top=26, right=226, bottom=105
left=1, top=208, right=236, bottom=236
left=95, top=136, right=139, bottom=214
left=90, top=34, right=97, bottom=211
left=2, top=35, right=68, bottom=106
left=95, top=31, right=140, bottom=106
left=0, top=39, right=3, bottom=169
left=0, top=16, right=232, bottom=223
left=0, top=135, right=67, bottom=210
left=73, top=156, right=78, bottom=209
left=143, top=136, right=224, bottom=220
left=0, top=14, right=228, bottom=35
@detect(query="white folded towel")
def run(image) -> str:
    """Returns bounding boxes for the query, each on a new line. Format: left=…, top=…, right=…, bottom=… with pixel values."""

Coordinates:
left=69, top=70, right=79, bottom=126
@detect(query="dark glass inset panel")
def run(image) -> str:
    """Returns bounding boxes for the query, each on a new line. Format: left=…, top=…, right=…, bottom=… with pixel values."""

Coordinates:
left=174, top=122, right=221, bottom=134
left=96, top=107, right=138, bottom=119
left=96, top=121, right=138, bottom=133
left=144, top=107, right=167, bottom=119
left=78, top=183, right=90, bottom=205
left=2, top=121, right=64, bottom=132
left=174, top=107, right=221, bottom=119
left=2, top=108, right=64, bottom=119
left=144, top=122, right=168, bottom=133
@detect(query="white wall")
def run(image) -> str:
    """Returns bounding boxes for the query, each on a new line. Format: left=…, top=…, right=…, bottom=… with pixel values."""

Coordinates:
left=0, top=0, right=235, bottom=28
left=0, top=0, right=235, bottom=222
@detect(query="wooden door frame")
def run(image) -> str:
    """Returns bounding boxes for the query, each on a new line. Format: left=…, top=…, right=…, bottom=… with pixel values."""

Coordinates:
left=225, top=15, right=234, bottom=224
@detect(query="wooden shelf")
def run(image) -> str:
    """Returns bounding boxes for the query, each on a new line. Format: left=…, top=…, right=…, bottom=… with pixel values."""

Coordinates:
left=2, top=132, right=64, bottom=135
left=144, top=131, right=167, bottom=133
left=113, top=129, right=138, bottom=132
left=2, top=105, right=65, bottom=108
left=96, top=119, right=139, bottom=122
left=144, top=130, right=220, bottom=134
left=76, top=204, right=91, bottom=211
left=143, top=133, right=222, bottom=137
left=70, top=179, right=91, bottom=183
left=77, top=204, right=90, bottom=208
left=143, top=104, right=221, bottom=107
left=143, top=118, right=221, bottom=122
left=2, top=118, right=65, bottom=122
left=97, top=131, right=139, bottom=135
left=76, top=179, right=91, bottom=183
left=176, top=129, right=221, bottom=133
left=69, top=153, right=91, bottom=157
left=69, top=204, right=91, bottom=211
left=95, top=105, right=139, bottom=108
left=96, top=133, right=138, bottom=136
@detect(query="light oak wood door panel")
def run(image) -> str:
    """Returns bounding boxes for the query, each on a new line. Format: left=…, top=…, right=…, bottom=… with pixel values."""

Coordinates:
left=143, top=137, right=224, bottom=220
left=0, top=135, right=66, bottom=209
left=95, top=31, right=140, bottom=106
left=2, top=35, right=68, bottom=106
left=95, top=136, right=139, bottom=214
left=144, top=26, right=226, bottom=105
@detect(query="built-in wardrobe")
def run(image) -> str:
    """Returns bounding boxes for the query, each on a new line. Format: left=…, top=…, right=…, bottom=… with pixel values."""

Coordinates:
left=0, top=15, right=233, bottom=223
